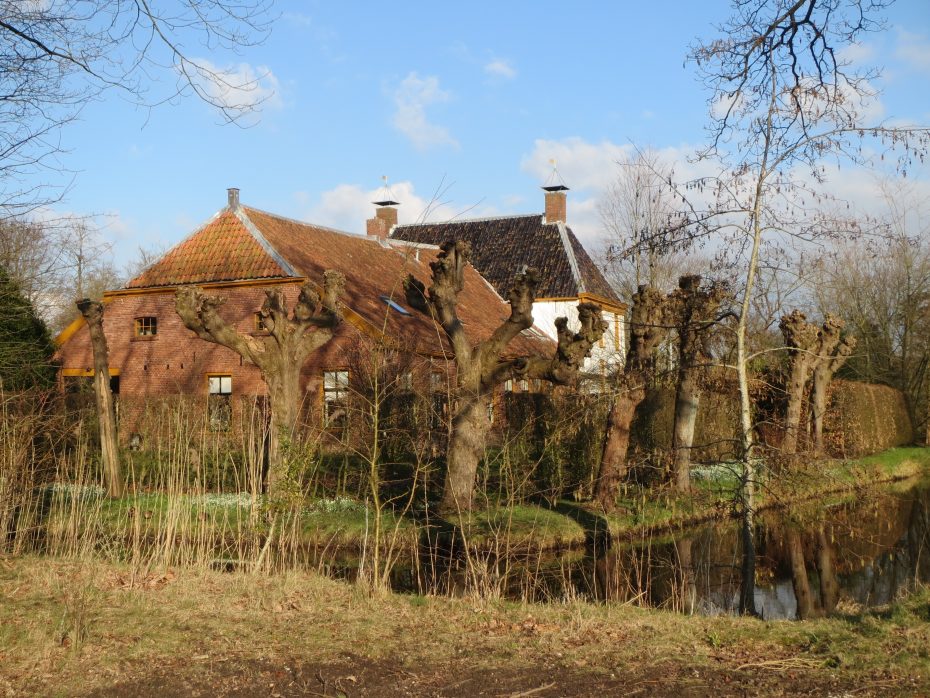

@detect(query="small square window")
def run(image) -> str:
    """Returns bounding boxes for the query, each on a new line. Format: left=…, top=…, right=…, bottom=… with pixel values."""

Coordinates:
left=254, top=312, right=268, bottom=332
left=135, top=317, right=157, bottom=337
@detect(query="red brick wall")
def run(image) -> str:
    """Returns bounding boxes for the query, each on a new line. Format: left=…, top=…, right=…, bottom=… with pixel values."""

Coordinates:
left=544, top=191, right=567, bottom=223
left=56, top=283, right=372, bottom=429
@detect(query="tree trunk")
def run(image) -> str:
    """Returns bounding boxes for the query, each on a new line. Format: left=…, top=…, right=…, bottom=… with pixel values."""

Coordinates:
left=439, top=395, right=491, bottom=514
left=264, top=362, right=301, bottom=494
left=816, top=525, right=839, bottom=615
left=787, top=528, right=815, bottom=620
left=674, top=536, right=697, bottom=614
left=76, top=299, right=123, bottom=498
left=811, top=364, right=830, bottom=455
left=672, top=369, right=699, bottom=491
left=782, top=358, right=810, bottom=455
left=594, top=389, right=641, bottom=510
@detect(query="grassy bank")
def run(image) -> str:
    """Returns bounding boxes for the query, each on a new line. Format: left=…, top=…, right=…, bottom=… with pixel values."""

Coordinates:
left=34, top=447, right=930, bottom=560
left=1, top=555, right=927, bottom=697
left=461, top=446, right=930, bottom=549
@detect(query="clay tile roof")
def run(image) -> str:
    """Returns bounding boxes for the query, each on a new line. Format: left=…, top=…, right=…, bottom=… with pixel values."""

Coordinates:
left=240, top=207, right=550, bottom=357
left=390, top=215, right=620, bottom=303
left=125, top=210, right=291, bottom=288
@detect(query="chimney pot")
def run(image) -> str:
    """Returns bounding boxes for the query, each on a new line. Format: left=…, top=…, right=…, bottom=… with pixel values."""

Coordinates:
left=227, top=187, right=240, bottom=209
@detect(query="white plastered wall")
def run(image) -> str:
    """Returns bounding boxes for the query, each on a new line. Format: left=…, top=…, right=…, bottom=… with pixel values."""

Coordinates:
left=532, top=300, right=625, bottom=374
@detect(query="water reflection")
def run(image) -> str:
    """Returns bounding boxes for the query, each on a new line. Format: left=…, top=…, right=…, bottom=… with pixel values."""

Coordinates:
left=304, top=480, right=930, bottom=621
left=580, top=480, right=930, bottom=619
left=398, top=480, right=930, bottom=620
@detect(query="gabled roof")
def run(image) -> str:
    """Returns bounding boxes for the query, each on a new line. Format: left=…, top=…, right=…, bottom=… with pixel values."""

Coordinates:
left=126, top=209, right=293, bottom=288
left=389, top=214, right=620, bottom=304
left=120, top=203, right=550, bottom=358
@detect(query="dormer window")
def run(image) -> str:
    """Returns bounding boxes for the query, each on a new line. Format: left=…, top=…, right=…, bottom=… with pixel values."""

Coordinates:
left=134, top=317, right=157, bottom=337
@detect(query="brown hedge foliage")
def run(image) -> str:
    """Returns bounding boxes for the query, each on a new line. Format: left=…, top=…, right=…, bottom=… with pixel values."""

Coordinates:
left=630, top=379, right=913, bottom=463
left=630, top=387, right=742, bottom=464
left=823, top=379, right=914, bottom=458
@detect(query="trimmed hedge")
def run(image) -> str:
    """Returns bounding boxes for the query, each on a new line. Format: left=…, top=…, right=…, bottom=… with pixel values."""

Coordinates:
left=823, top=379, right=913, bottom=458
left=630, top=379, right=913, bottom=462
left=630, top=387, right=741, bottom=463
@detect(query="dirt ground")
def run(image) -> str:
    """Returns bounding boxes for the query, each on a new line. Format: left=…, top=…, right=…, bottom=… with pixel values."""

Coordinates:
left=2, top=557, right=928, bottom=697
left=80, top=654, right=887, bottom=698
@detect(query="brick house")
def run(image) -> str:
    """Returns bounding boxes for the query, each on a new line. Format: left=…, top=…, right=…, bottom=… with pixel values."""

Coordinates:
left=386, top=186, right=627, bottom=378
left=54, top=189, right=552, bottom=440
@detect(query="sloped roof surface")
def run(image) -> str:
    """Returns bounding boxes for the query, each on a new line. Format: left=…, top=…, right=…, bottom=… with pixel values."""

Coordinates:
left=243, top=207, right=549, bottom=357
left=391, top=215, right=619, bottom=303
left=126, top=210, right=289, bottom=288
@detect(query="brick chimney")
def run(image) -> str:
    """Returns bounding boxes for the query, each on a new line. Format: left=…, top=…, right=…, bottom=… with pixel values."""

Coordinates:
left=542, top=185, right=568, bottom=224
left=367, top=200, right=399, bottom=238
left=227, top=187, right=240, bottom=209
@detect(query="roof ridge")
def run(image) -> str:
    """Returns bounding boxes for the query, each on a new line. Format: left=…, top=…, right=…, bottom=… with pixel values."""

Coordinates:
left=556, top=222, right=585, bottom=294
left=395, top=212, right=544, bottom=227
left=234, top=207, right=299, bottom=278
left=241, top=205, right=367, bottom=240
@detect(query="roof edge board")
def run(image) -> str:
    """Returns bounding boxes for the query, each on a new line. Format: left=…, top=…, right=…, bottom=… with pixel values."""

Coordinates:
left=557, top=222, right=585, bottom=295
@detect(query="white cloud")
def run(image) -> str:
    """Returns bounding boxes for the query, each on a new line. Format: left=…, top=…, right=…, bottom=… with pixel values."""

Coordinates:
left=391, top=72, right=458, bottom=151
left=299, top=180, right=498, bottom=233
left=838, top=41, right=875, bottom=66
left=189, top=59, right=282, bottom=117
left=895, top=28, right=930, bottom=72
left=484, top=58, right=517, bottom=80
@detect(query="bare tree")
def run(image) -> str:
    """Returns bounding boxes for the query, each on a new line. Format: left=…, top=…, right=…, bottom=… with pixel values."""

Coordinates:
left=594, top=285, right=669, bottom=509
left=779, top=311, right=857, bottom=455
left=597, top=149, right=706, bottom=300
left=812, top=195, right=930, bottom=439
left=810, top=318, right=856, bottom=454
left=404, top=240, right=606, bottom=514
left=689, top=0, right=929, bottom=614
left=76, top=298, right=123, bottom=498
left=667, top=275, right=729, bottom=491
left=0, top=0, right=273, bottom=216
left=0, top=215, right=128, bottom=333
left=175, top=272, right=345, bottom=493
left=779, top=310, right=822, bottom=455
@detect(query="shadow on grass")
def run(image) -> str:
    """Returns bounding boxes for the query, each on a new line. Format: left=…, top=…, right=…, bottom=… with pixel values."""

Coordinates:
left=544, top=500, right=611, bottom=553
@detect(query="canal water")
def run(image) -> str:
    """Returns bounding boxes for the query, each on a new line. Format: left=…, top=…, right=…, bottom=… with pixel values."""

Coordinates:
left=362, top=479, right=930, bottom=620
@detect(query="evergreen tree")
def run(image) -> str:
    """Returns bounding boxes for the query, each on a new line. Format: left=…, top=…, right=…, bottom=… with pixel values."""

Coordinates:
left=0, top=264, right=55, bottom=390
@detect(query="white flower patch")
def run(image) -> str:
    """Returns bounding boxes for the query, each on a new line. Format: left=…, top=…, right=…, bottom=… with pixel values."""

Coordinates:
left=304, top=497, right=366, bottom=515
left=47, top=482, right=106, bottom=500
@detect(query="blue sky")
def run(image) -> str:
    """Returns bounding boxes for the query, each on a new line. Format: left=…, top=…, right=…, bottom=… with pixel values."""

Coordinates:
left=39, top=0, right=930, bottom=269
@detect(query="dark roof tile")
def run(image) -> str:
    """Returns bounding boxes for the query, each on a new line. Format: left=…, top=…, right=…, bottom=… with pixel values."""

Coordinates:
left=390, top=215, right=619, bottom=303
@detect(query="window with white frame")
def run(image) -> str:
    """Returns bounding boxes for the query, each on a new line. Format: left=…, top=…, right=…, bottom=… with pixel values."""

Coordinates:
left=207, top=375, right=232, bottom=430
left=323, top=370, right=349, bottom=428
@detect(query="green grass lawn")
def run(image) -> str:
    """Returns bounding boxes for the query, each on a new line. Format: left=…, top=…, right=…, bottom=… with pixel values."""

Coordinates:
left=42, top=446, right=930, bottom=557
